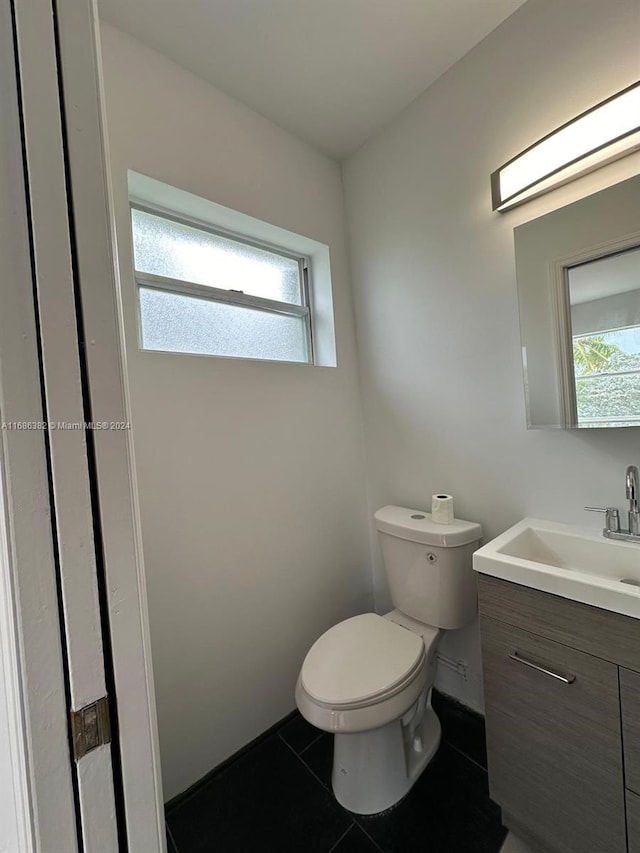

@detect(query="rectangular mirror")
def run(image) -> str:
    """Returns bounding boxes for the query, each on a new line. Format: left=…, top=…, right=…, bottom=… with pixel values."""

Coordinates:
left=514, top=174, right=640, bottom=429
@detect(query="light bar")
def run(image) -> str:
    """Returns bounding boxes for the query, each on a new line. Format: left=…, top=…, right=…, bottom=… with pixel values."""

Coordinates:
left=491, top=81, right=640, bottom=212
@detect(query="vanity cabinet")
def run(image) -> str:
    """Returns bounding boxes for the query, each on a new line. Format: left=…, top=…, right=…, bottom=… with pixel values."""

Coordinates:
left=478, top=574, right=640, bottom=853
left=622, top=668, right=640, bottom=796
left=623, top=670, right=640, bottom=853
left=628, top=791, right=640, bottom=853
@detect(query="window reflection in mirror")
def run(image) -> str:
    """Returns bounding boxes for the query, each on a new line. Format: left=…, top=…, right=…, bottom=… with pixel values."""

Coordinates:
left=513, top=173, right=640, bottom=430
left=568, top=246, right=640, bottom=427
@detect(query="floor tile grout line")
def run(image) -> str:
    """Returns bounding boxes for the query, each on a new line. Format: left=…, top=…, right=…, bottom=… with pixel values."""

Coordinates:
left=446, top=740, right=488, bottom=774
left=298, top=730, right=325, bottom=756
left=280, top=733, right=364, bottom=840
left=298, top=751, right=335, bottom=794
left=278, top=727, right=325, bottom=757
left=165, top=821, right=179, bottom=853
left=278, top=731, right=307, bottom=758
left=352, top=820, right=386, bottom=852
left=441, top=729, right=486, bottom=760
left=325, top=822, right=356, bottom=853
left=279, top=732, right=334, bottom=793
left=439, top=726, right=487, bottom=762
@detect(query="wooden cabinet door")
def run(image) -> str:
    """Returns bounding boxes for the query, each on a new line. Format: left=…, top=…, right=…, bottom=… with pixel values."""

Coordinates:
left=628, top=790, right=640, bottom=853
left=480, top=616, right=626, bottom=853
left=621, top=668, right=640, bottom=795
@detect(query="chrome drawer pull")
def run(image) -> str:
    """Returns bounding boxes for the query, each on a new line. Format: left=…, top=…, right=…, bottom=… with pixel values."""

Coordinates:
left=509, top=651, right=576, bottom=684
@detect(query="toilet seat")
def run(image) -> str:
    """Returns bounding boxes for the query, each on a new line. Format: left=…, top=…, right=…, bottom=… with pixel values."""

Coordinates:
left=301, top=613, right=425, bottom=707
left=297, top=612, right=440, bottom=734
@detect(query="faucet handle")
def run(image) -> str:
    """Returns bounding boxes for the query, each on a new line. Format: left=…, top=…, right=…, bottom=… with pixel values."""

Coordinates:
left=584, top=506, right=621, bottom=532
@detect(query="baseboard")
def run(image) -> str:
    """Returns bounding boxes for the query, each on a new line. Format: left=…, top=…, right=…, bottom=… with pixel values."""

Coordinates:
left=164, top=709, right=298, bottom=814
left=432, top=687, right=487, bottom=770
left=433, top=686, right=484, bottom=716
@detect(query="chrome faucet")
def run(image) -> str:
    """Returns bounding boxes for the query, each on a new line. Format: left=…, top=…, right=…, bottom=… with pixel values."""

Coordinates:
left=585, top=464, right=640, bottom=543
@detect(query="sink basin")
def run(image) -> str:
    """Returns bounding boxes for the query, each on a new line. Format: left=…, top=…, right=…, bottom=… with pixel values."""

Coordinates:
left=473, top=517, right=640, bottom=619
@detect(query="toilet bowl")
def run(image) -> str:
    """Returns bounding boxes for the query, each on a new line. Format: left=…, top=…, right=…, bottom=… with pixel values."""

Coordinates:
left=296, top=611, right=441, bottom=813
left=296, top=505, right=482, bottom=815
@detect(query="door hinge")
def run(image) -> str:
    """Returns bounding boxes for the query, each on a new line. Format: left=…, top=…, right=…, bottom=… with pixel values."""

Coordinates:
left=70, top=696, right=111, bottom=761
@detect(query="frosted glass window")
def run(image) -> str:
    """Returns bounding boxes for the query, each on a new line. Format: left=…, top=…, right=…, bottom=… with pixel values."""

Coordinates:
left=131, top=205, right=313, bottom=364
left=132, top=208, right=302, bottom=304
left=139, top=289, right=309, bottom=363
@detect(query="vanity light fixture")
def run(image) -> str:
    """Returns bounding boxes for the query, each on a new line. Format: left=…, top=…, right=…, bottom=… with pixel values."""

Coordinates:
left=491, top=80, right=640, bottom=212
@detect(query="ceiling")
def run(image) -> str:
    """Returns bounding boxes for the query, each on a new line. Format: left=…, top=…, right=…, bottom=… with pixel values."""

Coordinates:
left=98, top=0, right=528, bottom=159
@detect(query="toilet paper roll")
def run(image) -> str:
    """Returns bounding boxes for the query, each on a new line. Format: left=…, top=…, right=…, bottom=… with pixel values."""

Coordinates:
left=431, top=494, right=454, bottom=524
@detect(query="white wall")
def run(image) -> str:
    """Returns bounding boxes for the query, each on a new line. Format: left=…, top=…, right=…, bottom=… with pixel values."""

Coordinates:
left=99, top=23, right=372, bottom=799
left=343, top=0, right=640, bottom=710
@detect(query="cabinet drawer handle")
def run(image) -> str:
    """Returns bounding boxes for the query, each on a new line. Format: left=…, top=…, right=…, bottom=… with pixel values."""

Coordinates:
left=509, top=651, right=576, bottom=684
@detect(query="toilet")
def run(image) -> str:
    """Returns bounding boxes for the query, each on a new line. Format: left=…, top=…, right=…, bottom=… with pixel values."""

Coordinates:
left=295, top=504, right=482, bottom=815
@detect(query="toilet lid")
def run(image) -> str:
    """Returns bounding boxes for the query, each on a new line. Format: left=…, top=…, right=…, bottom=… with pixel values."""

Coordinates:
left=301, top=614, right=425, bottom=706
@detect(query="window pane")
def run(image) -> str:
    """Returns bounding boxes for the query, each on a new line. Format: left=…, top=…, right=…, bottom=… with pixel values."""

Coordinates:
left=573, top=327, right=640, bottom=425
left=575, top=372, right=640, bottom=424
left=132, top=209, right=302, bottom=304
left=139, top=288, right=309, bottom=363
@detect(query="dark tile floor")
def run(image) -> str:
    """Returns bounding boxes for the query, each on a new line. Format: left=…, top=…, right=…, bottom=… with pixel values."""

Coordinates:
left=165, top=691, right=507, bottom=853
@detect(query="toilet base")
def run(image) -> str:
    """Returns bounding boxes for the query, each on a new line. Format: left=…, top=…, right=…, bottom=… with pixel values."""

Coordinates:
left=331, top=700, right=441, bottom=815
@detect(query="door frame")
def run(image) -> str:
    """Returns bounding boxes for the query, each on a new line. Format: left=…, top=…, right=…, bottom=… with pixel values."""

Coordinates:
left=0, top=1, right=80, bottom=849
left=1, top=0, right=165, bottom=849
left=53, top=0, right=166, bottom=847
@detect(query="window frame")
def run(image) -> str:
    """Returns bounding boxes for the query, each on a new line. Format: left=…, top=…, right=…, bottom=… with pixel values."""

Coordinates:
left=130, top=201, right=315, bottom=364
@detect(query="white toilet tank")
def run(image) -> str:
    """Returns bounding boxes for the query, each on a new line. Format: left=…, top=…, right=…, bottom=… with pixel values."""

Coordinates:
left=374, top=505, right=482, bottom=630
